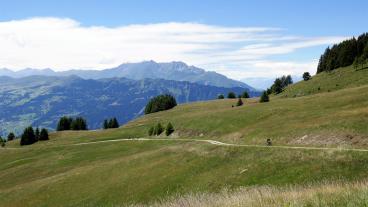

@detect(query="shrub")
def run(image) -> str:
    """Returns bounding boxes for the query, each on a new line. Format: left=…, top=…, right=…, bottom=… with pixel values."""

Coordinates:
left=227, top=92, right=236, bottom=99
left=260, top=91, right=269, bottom=103
left=236, top=98, right=243, bottom=106
left=217, top=94, right=225, bottom=99
left=145, top=94, right=177, bottom=114
left=0, top=137, right=5, bottom=147
left=7, top=132, right=15, bottom=141
left=39, top=128, right=49, bottom=141
left=165, top=122, right=174, bottom=136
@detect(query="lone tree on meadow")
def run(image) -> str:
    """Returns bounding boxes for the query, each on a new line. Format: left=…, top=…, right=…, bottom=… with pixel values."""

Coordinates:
left=260, top=91, right=270, bottom=103
left=217, top=94, right=225, bottom=99
left=303, top=72, right=311, bottom=81
left=145, top=94, right=177, bottom=114
left=236, top=98, right=243, bottom=106
left=20, top=126, right=37, bottom=146
left=227, top=92, right=236, bottom=99
left=7, top=132, right=15, bottom=141
left=165, top=122, right=174, bottom=136
left=39, top=128, right=49, bottom=141
left=241, top=91, right=250, bottom=98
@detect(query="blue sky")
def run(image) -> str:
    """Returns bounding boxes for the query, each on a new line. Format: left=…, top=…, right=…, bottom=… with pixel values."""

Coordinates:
left=0, top=0, right=367, bottom=80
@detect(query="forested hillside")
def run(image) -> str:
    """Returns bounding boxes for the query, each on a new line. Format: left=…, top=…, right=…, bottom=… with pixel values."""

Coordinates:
left=317, top=33, right=368, bottom=73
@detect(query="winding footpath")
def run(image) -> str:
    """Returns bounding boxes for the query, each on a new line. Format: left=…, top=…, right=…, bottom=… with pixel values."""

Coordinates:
left=72, top=138, right=368, bottom=152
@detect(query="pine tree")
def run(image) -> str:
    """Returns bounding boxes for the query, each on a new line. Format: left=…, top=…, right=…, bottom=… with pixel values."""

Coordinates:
left=20, top=126, right=37, bottom=146
left=103, top=119, right=109, bottom=129
left=35, top=127, right=40, bottom=141
left=154, top=123, right=164, bottom=136
left=227, top=92, right=236, bottom=99
left=217, top=94, right=225, bottom=99
left=71, top=117, right=88, bottom=130
left=165, top=122, right=174, bottom=136
left=39, top=128, right=49, bottom=141
left=57, top=116, right=73, bottom=131
left=260, top=91, right=269, bottom=103
left=7, top=132, right=15, bottom=141
left=148, top=126, right=154, bottom=136
left=111, top=118, right=119, bottom=128
left=241, top=91, right=250, bottom=98
left=144, top=94, right=177, bottom=114
left=302, top=72, right=311, bottom=81
left=236, top=98, right=243, bottom=106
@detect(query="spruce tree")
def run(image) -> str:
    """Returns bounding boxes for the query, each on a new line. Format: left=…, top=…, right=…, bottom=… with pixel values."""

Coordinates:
left=103, top=119, right=109, bottom=129
left=35, top=127, right=40, bottom=141
left=217, top=94, right=225, bottom=99
left=165, top=122, right=174, bottom=136
left=0, top=137, right=5, bottom=147
left=241, top=91, right=250, bottom=98
left=302, top=72, right=311, bottom=81
left=148, top=126, right=154, bottom=136
left=57, top=116, right=73, bottom=131
left=144, top=94, right=177, bottom=114
left=227, top=92, right=236, bottom=99
left=111, top=118, right=119, bottom=128
left=154, top=123, right=164, bottom=136
left=39, top=128, right=49, bottom=141
left=236, top=98, right=243, bottom=106
left=20, top=126, right=37, bottom=146
left=260, top=91, right=270, bottom=103
left=7, top=132, right=15, bottom=141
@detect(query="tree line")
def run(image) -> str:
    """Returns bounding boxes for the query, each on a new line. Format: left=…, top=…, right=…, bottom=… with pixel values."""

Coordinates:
left=103, top=118, right=119, bottom=129
left=56, top=116, right=88, bottom=131
left=145, top=94, right=177, bottom=114
left=20, top=126, right=49, bottom=146
left=317, top=33, right=368, bottom=73
left=218, top=91, right=250, bottom=99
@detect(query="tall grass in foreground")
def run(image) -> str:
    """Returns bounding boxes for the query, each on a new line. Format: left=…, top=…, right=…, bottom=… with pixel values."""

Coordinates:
left=135, top=181, right=368, bottom=207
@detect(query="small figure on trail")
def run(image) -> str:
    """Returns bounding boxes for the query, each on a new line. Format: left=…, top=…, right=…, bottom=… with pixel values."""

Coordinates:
left=266, top=138, right=272, bottom=146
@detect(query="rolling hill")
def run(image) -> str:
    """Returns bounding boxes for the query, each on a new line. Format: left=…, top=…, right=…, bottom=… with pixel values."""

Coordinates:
left=0, top=75, right=256, bottom=136
left=1, top=64, right=368, bottom=206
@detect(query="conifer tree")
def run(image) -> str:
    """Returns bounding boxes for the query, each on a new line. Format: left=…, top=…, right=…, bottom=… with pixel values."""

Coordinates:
left=154, top=123, right=164, bottom=135
left=165, top=122, right=174, bottom=136
left=303, top=72, right=311, bottom=81
left=7, top=132, right=15, bottom=141
left=35, top=127, right=40, bottom=141
left=20, top=126, right=37, bottom=146
left=217, top=94, right=225, bottom=99
left=227, top=92, right=236, bottom=99
left=103, top=119, right=109, bottom=129
left=241, top=91, right=250, bottom=98
left=236, top=98, right=243, bottom=106
left=39, top=128, right=49, bottom=141
left=260, top=91, right=270, bottom=103
left=148, top=126, right=154, bottom=136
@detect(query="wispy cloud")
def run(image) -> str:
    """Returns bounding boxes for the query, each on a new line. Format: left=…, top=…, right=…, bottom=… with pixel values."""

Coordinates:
left=0, top=17, right=347, bottom=79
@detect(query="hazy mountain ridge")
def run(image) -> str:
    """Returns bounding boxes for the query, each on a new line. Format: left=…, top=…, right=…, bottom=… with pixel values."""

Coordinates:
left=0, top=61, right=256, bottom=90
left=0, top=75, right=257, bottom=135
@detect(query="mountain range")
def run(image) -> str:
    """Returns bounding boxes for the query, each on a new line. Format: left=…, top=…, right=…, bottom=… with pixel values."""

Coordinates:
left=0, top=61, right=255, bottom=89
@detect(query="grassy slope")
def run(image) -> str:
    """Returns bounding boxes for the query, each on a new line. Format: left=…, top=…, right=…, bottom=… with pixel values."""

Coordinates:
left=1, top=65, right=368, bottom=206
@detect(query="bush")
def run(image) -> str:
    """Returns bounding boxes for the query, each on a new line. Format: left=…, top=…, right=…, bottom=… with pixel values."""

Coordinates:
left=165, top=122, right=174, bottom=136
left=0, top=137, right=5, bottom=147
left=227, top=92, right=236, bottom=99
left=241, top=91, right=250, bottom=98
left=20, top=126, right=37, bottom=146
left=260, top=91, right=269, bottom=103
left=39, top=128, right=49, bottom=141
left=217, top=94, right=224, bottom=99
left=7, top=132, right=15, bottom=141
left=145, top=94, right=177, bottom=114
left=154, top=123, right=164, bottom=136
left=236, top=98, right=243, bottom=106
left=148, top=126, right=154, bottom=136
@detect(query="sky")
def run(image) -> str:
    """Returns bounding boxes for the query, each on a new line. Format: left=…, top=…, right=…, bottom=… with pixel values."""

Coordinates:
left=0, top=0, right=367, bottom=80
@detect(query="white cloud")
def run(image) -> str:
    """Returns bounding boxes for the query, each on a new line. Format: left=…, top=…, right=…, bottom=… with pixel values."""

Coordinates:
left=0, top=17, right=347, bottom=79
